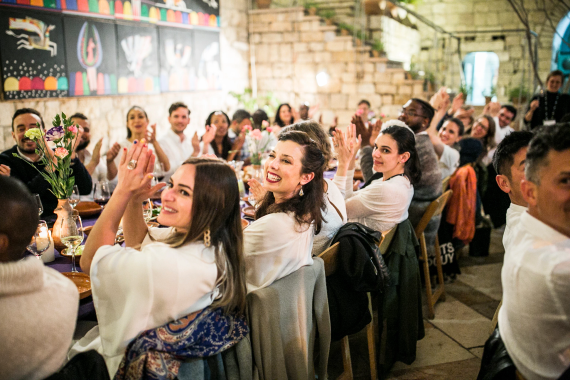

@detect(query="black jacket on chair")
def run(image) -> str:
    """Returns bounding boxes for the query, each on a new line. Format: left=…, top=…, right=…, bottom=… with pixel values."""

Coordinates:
left=326, top=223, right=387, bottom=341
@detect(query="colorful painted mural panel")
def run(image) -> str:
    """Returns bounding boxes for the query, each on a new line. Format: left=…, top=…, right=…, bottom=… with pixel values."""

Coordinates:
left=64, top=17, right=118, bottom=96
left=158, top=26, right=195, bottom=92
left=193, top=29, right=220, bottom=91
left=0, top=8, right=68, bottom=99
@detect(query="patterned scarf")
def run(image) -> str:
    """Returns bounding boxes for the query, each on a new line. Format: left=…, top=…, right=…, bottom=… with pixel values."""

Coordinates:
left=114, top=307, right=248, bottom=380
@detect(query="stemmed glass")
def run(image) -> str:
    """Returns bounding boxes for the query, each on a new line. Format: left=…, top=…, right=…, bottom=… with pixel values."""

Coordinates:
left=143, top=199, right=153, bottom=223
left=94, top=181, right=111, bottom=206
left=60, top=215, right=84, bottom=273
left=69, top=185, right=80, bottom=209
left=35, top=194, right=43, bottom=216
left=27, top=221, right=51, bottom=259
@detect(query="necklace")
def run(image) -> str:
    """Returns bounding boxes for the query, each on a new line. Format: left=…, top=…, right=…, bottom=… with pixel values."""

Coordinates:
left=384, top=173, right=405, bottom=181
left=544, top=92, right=559, bottom=120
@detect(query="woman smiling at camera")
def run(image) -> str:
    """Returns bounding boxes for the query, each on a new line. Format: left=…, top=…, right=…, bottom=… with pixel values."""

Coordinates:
left=244, top=130, right=325, bottom=292
left=71, top=142, right=246, bottom=377
left=333, top=121, right=421, bottom=233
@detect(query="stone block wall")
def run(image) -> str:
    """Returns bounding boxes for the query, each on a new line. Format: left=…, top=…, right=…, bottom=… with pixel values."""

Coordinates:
left=415, top=0, right=567, bottom=105
left=0, top=0, right=250, bottom=153
left=249, top=7, right=425, bottom=128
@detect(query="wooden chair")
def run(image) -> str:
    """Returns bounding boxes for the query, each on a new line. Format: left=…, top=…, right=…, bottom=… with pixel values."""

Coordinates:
left=414, top=190, right=453, bottom=319
left=442, top=175, right=451, bottom=192
left=378, top=227, right=397, bottom=256
left=319, top=242, right=378, bottom=380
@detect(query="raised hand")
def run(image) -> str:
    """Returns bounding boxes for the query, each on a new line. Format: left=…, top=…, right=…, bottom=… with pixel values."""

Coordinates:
left=232, top=131, right=246, bottom=152
left=106, top=142, right=121, bottom=163
left=351, top=113, right=371, bottom=147
left=530, top=99, right=539, bottom=111
left=369, top=119, right=382, bottom=146
left=308, top=103, right=320, bottom=119
left=247, top=178, right=267, bottom=201
left=0, top=164, right=10, bottom=176
left=202, top=124, right=217, bottom=145
left=146, top=123, right=157, bottom=143
left=450, top=93, right=464, bottom=115
left=91, top=138, right=103, bottom=164
left=116, top=140, right=164, bottom=201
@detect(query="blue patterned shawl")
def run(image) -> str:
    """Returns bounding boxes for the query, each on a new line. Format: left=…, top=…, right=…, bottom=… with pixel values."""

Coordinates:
left=114, top=307, right=249, bottom=380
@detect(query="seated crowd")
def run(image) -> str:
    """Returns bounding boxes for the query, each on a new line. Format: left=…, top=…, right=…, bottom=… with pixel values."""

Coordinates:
left=0, top=69, right=569, bottom=380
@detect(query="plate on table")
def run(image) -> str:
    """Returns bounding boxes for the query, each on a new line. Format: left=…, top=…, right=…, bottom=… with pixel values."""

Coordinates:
left=242, top=206, right=255, bottom=218
left=61, top=245, right=85, bottom=257
left=76, top=202, right=103, bottom=217
left=241, top=219, right=249, bottom=229
left=61, top=272, right=91, bottom=299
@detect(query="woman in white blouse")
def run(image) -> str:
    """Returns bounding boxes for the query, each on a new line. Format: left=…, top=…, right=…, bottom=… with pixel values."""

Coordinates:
left=73, top=144, right=247, bottom=377
left=107, top=106, right=171, bottom=187
left=244, top=130, right=326, bottom=292
left=333, top=121, right=421, bottom=233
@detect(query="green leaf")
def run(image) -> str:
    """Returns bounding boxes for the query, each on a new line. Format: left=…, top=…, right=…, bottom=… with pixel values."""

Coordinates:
left=61, top=112, right=66, bottom=120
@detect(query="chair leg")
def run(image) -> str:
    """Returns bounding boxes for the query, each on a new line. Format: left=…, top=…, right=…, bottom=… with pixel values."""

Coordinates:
left=339, top=336, right=353, bottom=380
left=366, top=322, right=377, bottom=379
left=434, top=235, right=446, bottom=302
left=420, top=234, right=435, bottom=319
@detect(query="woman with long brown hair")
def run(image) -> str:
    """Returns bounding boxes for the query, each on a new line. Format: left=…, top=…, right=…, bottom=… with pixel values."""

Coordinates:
left=73, top=143, right=246, bottom=377
left=244, top=130, right=325, bottom=292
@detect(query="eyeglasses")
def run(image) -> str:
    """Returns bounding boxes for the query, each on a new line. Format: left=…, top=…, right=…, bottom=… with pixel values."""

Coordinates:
left=474, top=121, right=489, bottom=131
left=399, top=108, right=426, bottom=118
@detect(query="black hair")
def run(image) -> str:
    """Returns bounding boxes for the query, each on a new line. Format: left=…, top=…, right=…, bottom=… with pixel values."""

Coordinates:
left=274, top=103, right=293, bottom=128
left=501, top=104, right=517, bottom=121
left=205, top=111, right=232, bottom=160
left=126, top=105, right=148, bottom=139
left=69, top=112, right=88, bottom=121
left=231, top=109, right=251, bottom=124
left=380, top=125, right=422, bottom=185
left=525, top=123, right=570, bottom=184
left=12, top=108, right=45, bottom=131
left=168, top=102, right=190, bottom=116
left=492, top=131, right=533, bottom=179
left=458, top=138, right=484, bottom=167
left=255, top=130, right=326, bottom=234
left=446, top=117, right=465, bottom=137
left=358, top=99, right=371, bottom=108
left=252, top=109, right=269, bottom=130
left=0, top=177, right=39, bottom=262
left=411, top=98, right=435, bottom=124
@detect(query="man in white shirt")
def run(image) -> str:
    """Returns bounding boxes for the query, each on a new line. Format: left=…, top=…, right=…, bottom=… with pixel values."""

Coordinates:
left=483, top=102, right=517, bottom=145
left=499, top=123, right=570, bottom=380
left=492, top=131, right=533, bottom=250
left=158, top=102, right=193, bottom=181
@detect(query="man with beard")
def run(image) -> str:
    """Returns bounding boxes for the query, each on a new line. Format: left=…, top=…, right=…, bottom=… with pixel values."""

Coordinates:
left=158, top=102, right=193, bottom=182
left=69, top=113, right=121, bottom=183
left=0, top=108, right=92, bottom=222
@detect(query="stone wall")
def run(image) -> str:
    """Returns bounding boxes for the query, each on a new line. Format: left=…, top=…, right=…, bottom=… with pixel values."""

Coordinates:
left=249, top=7, right=426, bottom=127
left=415, top=0, right=567, bottom=104
left=368, top=14, right=421, bottom=70
left=0, top=0, right=250, bottom=153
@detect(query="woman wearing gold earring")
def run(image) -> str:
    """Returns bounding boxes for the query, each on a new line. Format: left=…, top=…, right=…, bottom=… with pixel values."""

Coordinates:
left=74, top=142, right=246, bottom=378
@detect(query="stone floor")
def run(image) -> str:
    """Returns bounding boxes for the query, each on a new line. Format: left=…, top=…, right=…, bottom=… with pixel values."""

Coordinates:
left=327, top=228, right=505, bottom=380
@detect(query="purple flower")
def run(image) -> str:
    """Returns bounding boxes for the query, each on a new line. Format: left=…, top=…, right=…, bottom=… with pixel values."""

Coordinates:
left=45, top=126, right=64, bottom=141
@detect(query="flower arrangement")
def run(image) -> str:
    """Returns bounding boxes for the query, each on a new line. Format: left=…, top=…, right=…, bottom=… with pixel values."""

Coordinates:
left=14, top=112, right=79, bottom=199
left=245, top=120, right=273, bottom=166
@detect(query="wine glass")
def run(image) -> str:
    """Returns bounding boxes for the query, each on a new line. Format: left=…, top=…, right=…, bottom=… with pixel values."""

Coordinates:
left=143, top=199, right=153, bottom=223
left=60, top=215, right=84, bottom=273
left=153, top=161, right=165, bottom=182
left=35, top=194, right=43, bottom=216
left=27, top=221, right=51, bottom=259
left=94, top=180, right=111, bottom=206
left=69, top=185, right=80, bottom=209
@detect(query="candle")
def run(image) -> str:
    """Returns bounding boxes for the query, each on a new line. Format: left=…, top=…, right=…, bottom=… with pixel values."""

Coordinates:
left=41, top=230, right=55, bottom=263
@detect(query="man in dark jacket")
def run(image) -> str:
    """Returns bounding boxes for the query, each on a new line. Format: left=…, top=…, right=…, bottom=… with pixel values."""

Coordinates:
left=0, top=108, right=92, bottom=223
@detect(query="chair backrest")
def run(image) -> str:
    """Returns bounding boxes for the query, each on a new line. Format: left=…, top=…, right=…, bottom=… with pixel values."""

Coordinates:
left=378, top=226, right=397, bottom=255
left=318, top=242, right=340, bottom=276
left=414, top=190, right=453, bottom=237
left=442, top=175, right=451, bottom=192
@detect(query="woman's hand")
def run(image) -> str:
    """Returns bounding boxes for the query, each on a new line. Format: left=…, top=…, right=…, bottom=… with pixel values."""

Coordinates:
left=146, top=123, right=157, bottom=143
left=202, top=124, right=217, bottom=146
left=248, top=178, right=267, bottom=200
left=106, top=142, right=121, bottom=163
left=333, top=125, right=361, bottom=168
left=115, top=140, right=164, bottom=199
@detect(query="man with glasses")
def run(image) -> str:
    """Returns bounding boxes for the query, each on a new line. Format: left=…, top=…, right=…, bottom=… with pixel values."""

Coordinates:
left=398, top=99, right=443, bottom=261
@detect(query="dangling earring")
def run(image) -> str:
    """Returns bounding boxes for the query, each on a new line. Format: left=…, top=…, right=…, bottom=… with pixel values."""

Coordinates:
left=299, top=187, right=304, bottom=197
left=204, top=228, right=211, bottom=248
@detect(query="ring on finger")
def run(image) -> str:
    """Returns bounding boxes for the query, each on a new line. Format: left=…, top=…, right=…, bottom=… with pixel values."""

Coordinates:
left=127, top=159, right=138, bottom=170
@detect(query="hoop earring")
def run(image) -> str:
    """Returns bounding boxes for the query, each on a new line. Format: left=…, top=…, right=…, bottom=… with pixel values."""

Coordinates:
left=204, top=229, right=211, bottom=248
left=299, top=187, right=304, bottom=197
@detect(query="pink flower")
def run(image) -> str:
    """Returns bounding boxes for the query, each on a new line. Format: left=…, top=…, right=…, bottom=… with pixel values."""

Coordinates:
left=242, top=125, right=252, bottom=132
left=262, top=120, right=269, bottom=129
left=68, top=125, right=78, bottom=134
left=356, top=109, right=364, bottom=116
left=54, top=147, right=69, bottom=159
left=380, top=113, right=386, bottom=118
left=251, top=129, right=262, bottom=140
left=266, top=127, right=273, bottom=133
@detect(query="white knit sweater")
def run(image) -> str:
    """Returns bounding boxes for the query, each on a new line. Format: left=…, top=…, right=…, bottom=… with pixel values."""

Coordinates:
left=0, top=257, right=78, bottom=380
